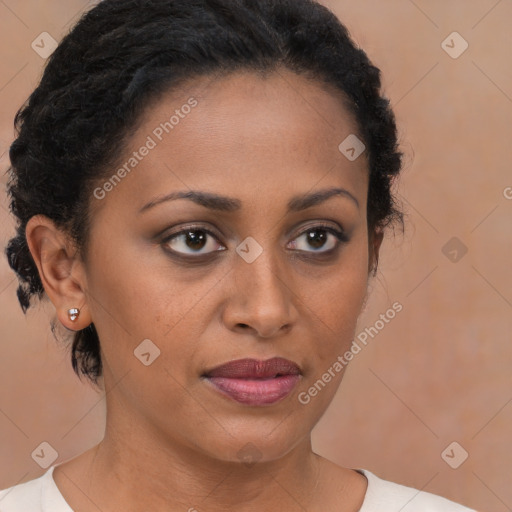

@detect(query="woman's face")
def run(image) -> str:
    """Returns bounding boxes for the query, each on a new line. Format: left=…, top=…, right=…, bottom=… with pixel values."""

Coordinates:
left=81, top=68, right=376, bottom=463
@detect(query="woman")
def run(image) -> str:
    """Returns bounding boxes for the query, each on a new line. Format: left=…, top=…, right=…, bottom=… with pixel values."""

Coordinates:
left=1, top=0, right=478, bottom=510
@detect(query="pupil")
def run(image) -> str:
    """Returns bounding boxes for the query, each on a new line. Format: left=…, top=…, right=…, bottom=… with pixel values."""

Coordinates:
left=307, top=229, right=326, bottom=249
left=186, top=230, right=206, bottom=250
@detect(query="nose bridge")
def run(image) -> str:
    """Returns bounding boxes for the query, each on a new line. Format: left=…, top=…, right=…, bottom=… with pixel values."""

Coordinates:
left=226, top=236, right=296, bottom=336
left=237, top=236, right=289, bottom=300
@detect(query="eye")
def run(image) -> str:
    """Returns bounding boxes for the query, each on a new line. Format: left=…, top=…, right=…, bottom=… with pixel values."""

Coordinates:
left=162, top=226, right=225, bottom=256
left=288, top=224, right=348, bottom=253
left=161, top=222, right=348, bottom=258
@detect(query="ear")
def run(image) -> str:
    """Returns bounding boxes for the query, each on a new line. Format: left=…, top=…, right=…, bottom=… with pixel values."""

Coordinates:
left=368, top=228, right=384, bottom=276
left=25, top=214, right=91, bottom=331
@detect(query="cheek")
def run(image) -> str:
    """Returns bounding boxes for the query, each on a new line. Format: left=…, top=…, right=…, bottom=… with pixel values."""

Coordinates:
left=300, top=236, right=369, bottom=358
left=294, top=241, right=369, bottom=412
left=85, top=224, right=369, bottom=375
left=84, top=239, right=217, bottom=369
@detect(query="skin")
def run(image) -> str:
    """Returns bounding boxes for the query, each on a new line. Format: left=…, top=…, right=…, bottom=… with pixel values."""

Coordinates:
left=26, top=67, right=383, bottom=511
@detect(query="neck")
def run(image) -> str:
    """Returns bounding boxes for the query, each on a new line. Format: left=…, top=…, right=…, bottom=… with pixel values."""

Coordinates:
left=87, top=427, right=322, bottom=512
left=74, top=380, right=323, bottom=512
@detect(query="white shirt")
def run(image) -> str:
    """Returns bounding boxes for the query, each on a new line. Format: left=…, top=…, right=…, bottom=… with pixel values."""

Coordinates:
left=0, top=465, right=477, bottom=511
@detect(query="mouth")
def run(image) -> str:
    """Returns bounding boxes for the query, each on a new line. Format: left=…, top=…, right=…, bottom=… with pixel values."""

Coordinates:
left=201, top=357, right=302, bottom=406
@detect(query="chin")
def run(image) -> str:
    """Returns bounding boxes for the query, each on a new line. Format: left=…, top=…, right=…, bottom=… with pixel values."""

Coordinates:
left=196, top=427, right=304, bottom=466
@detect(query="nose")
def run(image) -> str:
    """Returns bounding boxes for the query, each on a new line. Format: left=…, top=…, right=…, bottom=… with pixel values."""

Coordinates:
left=221, top=248, right=298, bottom=339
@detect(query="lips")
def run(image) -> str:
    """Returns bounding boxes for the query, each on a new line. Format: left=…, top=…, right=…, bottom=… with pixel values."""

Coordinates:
left=203, top=357, right=301, bottom=379
left=202, top=357, right=302, bottom=405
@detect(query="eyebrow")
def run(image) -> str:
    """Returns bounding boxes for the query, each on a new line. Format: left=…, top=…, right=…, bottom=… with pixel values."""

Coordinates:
left=138, top=186, right=359, bottom=214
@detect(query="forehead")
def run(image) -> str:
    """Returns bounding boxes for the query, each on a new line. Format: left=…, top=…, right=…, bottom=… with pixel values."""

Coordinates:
left=144, top=68, right=362, bottom=155
left=90, top=68, right=368, bottom=220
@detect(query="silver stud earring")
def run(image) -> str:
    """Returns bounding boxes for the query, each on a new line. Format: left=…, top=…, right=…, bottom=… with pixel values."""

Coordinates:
left=68, top=308, right=80, bottom=322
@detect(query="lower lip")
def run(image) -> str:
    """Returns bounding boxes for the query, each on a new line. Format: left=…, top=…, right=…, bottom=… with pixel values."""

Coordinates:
left=204, top=375, right=301, bottom=405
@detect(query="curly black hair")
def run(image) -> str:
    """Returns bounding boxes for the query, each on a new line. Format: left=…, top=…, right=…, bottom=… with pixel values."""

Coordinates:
left=4, top=0, right=404, bottom=388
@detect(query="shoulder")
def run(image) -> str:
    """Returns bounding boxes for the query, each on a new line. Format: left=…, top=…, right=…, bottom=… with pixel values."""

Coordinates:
left=0, top=470, right=47, bottom=512
left=357, top=468, right=477, bottom=512
left=0, top=466, right=70, bottom=512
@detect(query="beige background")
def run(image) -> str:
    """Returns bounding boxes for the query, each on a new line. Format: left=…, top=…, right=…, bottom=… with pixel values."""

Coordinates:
left=1, top=1, right=511, bottom=511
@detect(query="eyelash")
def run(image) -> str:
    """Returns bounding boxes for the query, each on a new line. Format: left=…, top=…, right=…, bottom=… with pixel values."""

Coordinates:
left=160, top=222, right=349, bottom=260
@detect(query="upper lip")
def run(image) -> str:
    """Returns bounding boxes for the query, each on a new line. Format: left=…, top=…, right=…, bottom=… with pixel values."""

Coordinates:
left=202, top=357, right=302, bottom=379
